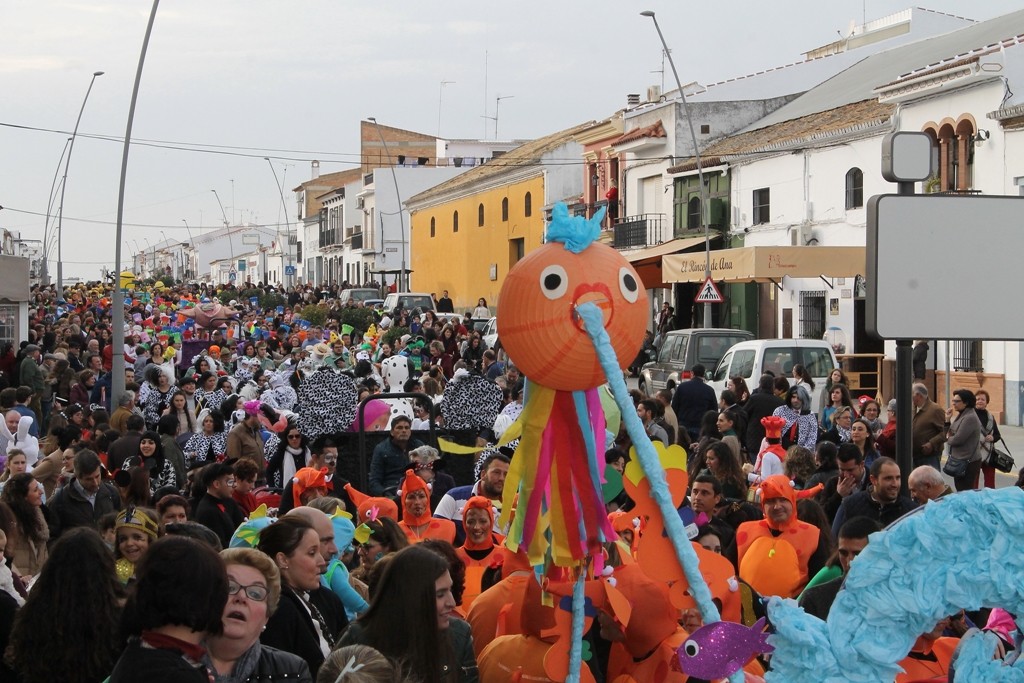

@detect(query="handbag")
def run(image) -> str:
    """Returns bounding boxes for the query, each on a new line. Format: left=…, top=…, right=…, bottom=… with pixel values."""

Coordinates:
left=988, top=439, right=1015, bottom=473
left=942, top=456, right=968, bottom=478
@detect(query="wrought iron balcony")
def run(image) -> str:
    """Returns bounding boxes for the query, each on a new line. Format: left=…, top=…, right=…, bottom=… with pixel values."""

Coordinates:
left=612, top=213, right=665, bottom=249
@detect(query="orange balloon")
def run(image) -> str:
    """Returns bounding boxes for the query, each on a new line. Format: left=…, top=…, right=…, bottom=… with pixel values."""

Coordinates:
left=498, top=240, right=648, bottom=391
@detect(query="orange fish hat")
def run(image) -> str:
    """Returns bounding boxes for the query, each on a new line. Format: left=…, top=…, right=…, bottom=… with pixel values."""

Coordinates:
left=758, top=474, right=822, bottom=531
left=400, top=470, right=432, bottom=527
left=292, top=467, right=327, bottom=508
left=462, top=495, right=496, bottom=550
left=343, top=482, right=399, bottom=522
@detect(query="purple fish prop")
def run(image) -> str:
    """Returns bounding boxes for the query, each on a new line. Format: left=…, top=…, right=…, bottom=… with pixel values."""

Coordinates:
left=677, top=616, right=773, bottom=679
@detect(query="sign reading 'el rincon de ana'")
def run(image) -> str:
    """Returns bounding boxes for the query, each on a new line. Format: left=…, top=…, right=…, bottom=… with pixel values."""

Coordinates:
left=662, top=246, right=865, bottom=284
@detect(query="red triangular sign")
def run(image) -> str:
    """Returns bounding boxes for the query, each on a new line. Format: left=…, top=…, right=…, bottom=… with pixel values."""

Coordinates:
left=694, top=277, right=724, bottom=303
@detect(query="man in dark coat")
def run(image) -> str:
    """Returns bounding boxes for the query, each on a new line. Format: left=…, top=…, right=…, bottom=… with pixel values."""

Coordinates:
left=671, top=364, right=718, bottom=444
left=193, top=462, right=245, bottom=548
left=48, top=449, right=122, bottom=540
left=743, top=374, right=784, bottom=459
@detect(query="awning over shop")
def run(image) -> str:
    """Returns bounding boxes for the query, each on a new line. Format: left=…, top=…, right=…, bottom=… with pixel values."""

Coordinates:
left=624, top=235, right=714, bottom=290
left=661, top=245, right=865, bottom=284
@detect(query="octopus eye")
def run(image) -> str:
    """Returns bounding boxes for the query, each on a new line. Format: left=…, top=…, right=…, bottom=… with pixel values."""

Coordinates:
left=539, top=264, right=568, bottom=300
left=618, top=267, right=639, bottom=303
left=684, top=641, right=700, bottom=658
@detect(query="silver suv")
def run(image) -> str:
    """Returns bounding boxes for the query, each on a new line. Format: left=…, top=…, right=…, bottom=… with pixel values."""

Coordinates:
left=638, top=328, right=754, bottom=395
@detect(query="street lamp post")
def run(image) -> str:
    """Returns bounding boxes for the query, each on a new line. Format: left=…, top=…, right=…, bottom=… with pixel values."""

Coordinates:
left=56, top=70, right=104, bottom=301
left=211, top=188, right=235, bottom=261
left=41, top=138, right=71, bottom=287
left=264, top=157, right=295, bottom=288
left=640, top=10, right=713, bottom=329
left=366, top=117, right=407, bottom=292
left=112, top=0, right=160, bottom=413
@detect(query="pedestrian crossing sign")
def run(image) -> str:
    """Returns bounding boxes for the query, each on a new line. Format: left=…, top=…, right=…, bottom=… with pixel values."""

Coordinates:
left=695, top=277, right=724, bottom=303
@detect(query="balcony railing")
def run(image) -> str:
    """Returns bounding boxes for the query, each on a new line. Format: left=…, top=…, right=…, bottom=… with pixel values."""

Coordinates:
left=612, top=213, right=665, bottom=249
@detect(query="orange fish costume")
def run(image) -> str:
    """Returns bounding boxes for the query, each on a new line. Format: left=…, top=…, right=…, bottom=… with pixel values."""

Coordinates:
left=735, top=475, right=824, bottom=598
left=397, top=470, right=455, bottom=544
left=456, top=495, right=503, bottom=610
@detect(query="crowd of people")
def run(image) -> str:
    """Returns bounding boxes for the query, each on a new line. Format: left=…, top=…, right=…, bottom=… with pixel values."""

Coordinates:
left=0, top=278, right=1013, bottom=682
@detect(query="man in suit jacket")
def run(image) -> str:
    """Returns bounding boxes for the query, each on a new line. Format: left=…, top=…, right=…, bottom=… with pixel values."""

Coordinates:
left=911, top=383, right=946, bottom=471
left=671, top=364, right=718, bottom=444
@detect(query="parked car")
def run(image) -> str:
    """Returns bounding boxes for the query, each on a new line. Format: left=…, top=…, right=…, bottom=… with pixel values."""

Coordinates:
left=382, top=292, right=437, bottom=315
left=481, top=317, right=498, bottom=349
left=708, top=339, right=839, bottom=413
left=338, top=288, right=380, bottom=306
left=638, top=328, right=754, bottom=396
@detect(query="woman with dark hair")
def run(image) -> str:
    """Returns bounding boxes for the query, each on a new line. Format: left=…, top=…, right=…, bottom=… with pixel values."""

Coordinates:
left=727, top=376, right=751, bottom=406
left=337, top=544, right=478, bottom=683
left=461, top=334, right=486, bottom=372
left=122, top=430, right=177, bottom=496
left=183, top=410, right=228, bottom=470
left=69, top=369, right=96, bottom=411
left=805, top=441, right=839, bottom=490
left=110, top=536, right=229, bottom=683
left=350, top=517, right=409, bottom=584
left=195, top=372, right=226, bottom=413
left=945, top=388, right=983, bottom=492
left=157, top=414, right=187, bottom=490
left=820, top=383, right=857, bottom=431
left=6, top=528, right=124, bottom=682
left=266, top=423, right=310, bottom=489
left=142, top=365, right=175, bottom=431
left=258, top=517, right=348, bottom=676
left=0, top=473, right=48, bottom=577
left=700, top=441, right=747, bottom=501
left=688, top=410, right=722, bottom=475
left=791, top=363, right=816, bottom=394
left=817, top=368, right=851, bottom=415
left=849, top=418, right=880, bottom=471
left=163, top=390, right=196, bottom=435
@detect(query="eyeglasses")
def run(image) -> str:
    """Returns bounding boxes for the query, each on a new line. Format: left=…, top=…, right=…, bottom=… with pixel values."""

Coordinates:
left=227, top=579, right=268, bottom=601
left=287, top=434, right=302, bottom=440
left=951, top=398, right=964, bottom=404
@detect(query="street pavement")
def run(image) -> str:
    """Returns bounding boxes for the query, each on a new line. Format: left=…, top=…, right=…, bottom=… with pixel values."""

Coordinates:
left=625, top=374, right=1024, bottom=489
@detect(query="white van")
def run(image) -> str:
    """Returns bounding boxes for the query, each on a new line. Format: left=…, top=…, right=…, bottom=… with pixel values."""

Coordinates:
left=708, top=339, right=839, bottom=414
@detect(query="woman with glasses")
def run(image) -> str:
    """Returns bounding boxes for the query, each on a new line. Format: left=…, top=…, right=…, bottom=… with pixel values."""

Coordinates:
left=267, top=424, right=310, bottom=490
left=945, top=389, right=983, bottom=492
left=204, top=547, right=313, bottom=682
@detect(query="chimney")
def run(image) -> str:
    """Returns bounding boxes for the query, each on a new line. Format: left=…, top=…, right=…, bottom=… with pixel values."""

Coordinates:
left=311, top=160, right=320, bottom=179
left=627, top=93, right=641, bottom=107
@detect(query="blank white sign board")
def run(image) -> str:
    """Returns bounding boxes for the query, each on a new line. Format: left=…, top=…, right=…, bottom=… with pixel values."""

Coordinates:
left=867, top=194, right=1024, bottom=340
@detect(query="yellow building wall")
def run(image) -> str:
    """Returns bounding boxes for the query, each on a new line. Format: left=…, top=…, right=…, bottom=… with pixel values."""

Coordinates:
left=410, top=175, right=546, bottom=315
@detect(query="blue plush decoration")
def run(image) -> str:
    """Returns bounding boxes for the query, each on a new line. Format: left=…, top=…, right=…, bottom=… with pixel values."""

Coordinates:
left=545, top=203, right=604, bottom=254
left=765, top=487, right=1024, bottom=682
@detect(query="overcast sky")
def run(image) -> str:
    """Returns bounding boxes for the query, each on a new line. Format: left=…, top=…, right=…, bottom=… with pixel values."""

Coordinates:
left=2, top=1, right=1021, bottom=280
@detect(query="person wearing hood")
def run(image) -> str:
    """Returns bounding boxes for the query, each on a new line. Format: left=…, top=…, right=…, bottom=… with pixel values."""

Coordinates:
left=397, top=470, right=455, bottom=544
left=770, top=385, right=819, bottom=451
left=727, top=474, right=829, bottom=598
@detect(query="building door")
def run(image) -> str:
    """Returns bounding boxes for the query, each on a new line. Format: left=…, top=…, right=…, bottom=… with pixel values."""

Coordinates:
left=758, top=283, right=777, bottom=339
left=782, top=308, right=793, bottom=339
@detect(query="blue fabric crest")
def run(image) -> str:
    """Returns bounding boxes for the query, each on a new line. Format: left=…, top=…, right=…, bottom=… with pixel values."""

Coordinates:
left=545, top=202, right=604, bottom=254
